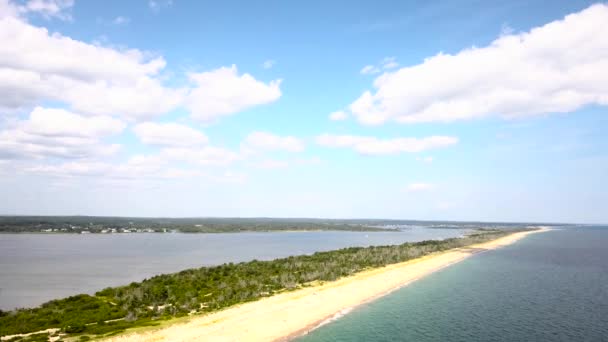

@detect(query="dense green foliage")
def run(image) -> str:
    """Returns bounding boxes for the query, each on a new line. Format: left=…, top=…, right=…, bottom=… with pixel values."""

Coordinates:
left=0, top=294, right=124, bottom=337
left=4, top=332, right=52, bottom=342
left=0, top=230, right=529, bottom=339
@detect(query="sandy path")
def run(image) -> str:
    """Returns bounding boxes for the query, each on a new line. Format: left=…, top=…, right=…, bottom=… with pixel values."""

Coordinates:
left=107, top=229, right=547, bottom=342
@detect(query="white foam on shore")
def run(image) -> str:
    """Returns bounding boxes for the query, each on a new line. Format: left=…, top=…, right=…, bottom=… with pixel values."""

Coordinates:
left=308, top=307, right=354, bottom=332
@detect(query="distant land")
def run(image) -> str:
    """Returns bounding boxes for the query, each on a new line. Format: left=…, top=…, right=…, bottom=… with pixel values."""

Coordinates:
left=0, top=216, right=567, bottom=234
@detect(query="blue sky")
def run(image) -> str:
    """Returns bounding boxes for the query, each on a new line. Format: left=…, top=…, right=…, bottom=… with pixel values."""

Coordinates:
left=0, top=0, right=607, bottom=223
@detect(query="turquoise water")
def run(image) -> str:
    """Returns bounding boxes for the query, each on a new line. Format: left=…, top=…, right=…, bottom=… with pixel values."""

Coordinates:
left=297, top=227, right=608, bottom=341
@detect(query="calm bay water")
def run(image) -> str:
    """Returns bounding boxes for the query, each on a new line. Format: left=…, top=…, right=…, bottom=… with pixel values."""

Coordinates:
left=0, top=228, right=467, bottom=310
left=297, top=227, right=608, bottom=342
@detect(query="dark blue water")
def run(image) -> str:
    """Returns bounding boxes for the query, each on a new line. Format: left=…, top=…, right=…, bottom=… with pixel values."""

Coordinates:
left=297, top=227, right=608, bottom=342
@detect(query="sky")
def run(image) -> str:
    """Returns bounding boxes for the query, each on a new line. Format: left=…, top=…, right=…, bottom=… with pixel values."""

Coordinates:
left=0, top=0, right=607, bottom=223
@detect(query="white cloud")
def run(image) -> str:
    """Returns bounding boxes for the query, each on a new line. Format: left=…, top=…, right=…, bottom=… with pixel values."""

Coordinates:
left=0, top=15, right=183, bottom=118
left=262, top=59, right=275, bottom=69
left=27, top=161, right=113, bottom=177
left=112, top=16, right=130, bottom=25
left=349, top=4, right=608, bottom=125
left=25, top=107, right=125, bottom=137
left=1, top=10, right=279, bottom=123
left=19, top=0, right=73, bottom=20
left=406, top=183, right=436, bottom=192
left=381, top=57, right=398, bottom=69
left=186, top=65, right=282, bottom=122
left=1, top=0, right=73, bottom=20
left=360, top=57, right=399, bottom=75
left=329, top=110, right=348, bottom=121
left=0, top=0, right=18, bottom=18
left=243, top=131, right=305, bottom=152
left=0, top=107, right=124, bottom=160
left=360, top=65, right=380, bottom=75
left=316, top=134, right=458, bottom=155
left=23, top=149, right=246, bottom=185
left=133, top=122, right=208, bottom=147
left=25, top=156, right=203, bottom=180
left=63, top=78, right=184, bottom=119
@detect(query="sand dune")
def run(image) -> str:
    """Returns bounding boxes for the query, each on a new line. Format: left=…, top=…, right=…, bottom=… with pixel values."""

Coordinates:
left=107, top=229, right=547, bottom=342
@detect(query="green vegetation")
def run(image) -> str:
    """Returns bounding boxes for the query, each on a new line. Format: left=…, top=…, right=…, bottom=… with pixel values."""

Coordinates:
left=0, top=216, right=553, bottom=234
left=0, top=216, right=403, bottom=234
left=4, top=332, right=52, bottom=342
left=0, top=229, right=531, bottom=340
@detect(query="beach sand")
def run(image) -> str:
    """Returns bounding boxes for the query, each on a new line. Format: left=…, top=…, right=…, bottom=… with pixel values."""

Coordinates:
left=107, top=228, right=547, bottom=342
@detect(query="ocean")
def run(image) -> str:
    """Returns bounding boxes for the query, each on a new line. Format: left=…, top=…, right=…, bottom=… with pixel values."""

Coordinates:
left=296, top=226, right=608, bottom=341
left=0, top=227, right=466, bottom=310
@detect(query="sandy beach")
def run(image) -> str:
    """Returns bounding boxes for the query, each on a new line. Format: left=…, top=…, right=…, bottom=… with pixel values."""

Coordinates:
left=107, top=228, right=547, bottom=342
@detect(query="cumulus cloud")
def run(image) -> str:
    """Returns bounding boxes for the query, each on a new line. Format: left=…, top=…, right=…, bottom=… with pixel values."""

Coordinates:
left=133, top=122, right=208, bottom=147
left=349, top=4, right=608, bottom=125
left=24, top=149, right=247, bottom=185
left=0, top=14, right=183, bottom=118
left=0, top=107, right=124, bottom=160
left=25, top=107, right=125, bottom=137
left=1, top=7, right=280, bottom=123
left=328, top=110, right=348, bottom=121
left=316, top=134, right=458, bottom=155
left=243, top=131, right=305, bottom=152
left=186, top=65, right=282, bottom=122
left=23, top=144, right=245, bottom=184
left=0, top=0, right=18, bottom=18
left=406, top=183, right=435, bottom=192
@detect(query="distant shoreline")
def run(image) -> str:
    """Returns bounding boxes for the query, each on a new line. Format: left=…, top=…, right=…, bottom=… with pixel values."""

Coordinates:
left=0, top=228, right=399, bottom=235
left=105, top=228, right=548, bottom=342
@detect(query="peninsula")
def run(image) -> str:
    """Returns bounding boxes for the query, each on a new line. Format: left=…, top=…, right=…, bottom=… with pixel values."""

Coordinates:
left=0, top=228, right=547, bottom=342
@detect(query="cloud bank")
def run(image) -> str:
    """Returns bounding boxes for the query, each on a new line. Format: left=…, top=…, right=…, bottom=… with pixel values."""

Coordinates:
left=350, top=4, right=608, bottom=125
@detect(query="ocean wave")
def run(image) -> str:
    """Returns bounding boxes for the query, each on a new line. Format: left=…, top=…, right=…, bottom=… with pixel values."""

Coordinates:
left=310, top=307, right=354, bottom=331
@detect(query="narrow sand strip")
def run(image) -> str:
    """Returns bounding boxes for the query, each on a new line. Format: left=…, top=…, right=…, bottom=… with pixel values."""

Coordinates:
left=108, top=229, right=548, bottom=342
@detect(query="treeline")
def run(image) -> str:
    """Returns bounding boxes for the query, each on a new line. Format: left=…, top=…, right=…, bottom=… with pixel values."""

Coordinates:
left=0, top=230, right=528, bottom=340
left=0, top=216, right=556, bottom=234
left=0, top=216, right=396, bottom=233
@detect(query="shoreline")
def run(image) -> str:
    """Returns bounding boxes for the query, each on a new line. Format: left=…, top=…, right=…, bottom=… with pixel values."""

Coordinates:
left=282, top=228, right=548, bottom=341
left=106, top=228, right=548, bottom=342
